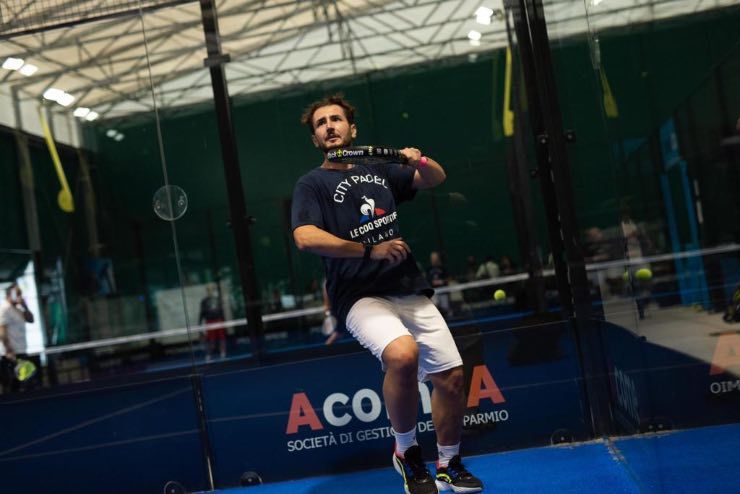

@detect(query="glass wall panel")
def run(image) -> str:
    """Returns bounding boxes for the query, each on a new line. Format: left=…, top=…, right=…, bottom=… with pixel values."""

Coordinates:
left=1, top=5, right=210, bottom=493
left=540, top=0, right=740, bottom=491
left=201, top=0, right=594, bottom=489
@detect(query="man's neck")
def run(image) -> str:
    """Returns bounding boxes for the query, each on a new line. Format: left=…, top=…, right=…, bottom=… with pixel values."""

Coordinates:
left=320, top=160, right=354, bottom=170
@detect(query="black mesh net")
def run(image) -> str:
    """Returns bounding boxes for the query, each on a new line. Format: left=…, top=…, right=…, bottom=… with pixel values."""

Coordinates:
left=0, top=0, right=189, bottom=36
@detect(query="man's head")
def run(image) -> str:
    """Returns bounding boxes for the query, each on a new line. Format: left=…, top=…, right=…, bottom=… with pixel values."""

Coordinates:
left=430, top=251, right=442, bottom=267
left=301, top=94, right=357, bottom=152
left=5, top=283, right=19, bottom=302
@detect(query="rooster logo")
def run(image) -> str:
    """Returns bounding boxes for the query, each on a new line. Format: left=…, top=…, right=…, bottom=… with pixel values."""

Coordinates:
left=359, top=196, right=386, bottom=223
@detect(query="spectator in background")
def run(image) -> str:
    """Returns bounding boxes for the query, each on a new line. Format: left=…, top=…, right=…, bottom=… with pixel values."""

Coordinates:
left=198, top=283, right=227, bottom=360
left=0, top=283, right=35, bottom=394
left=499, top=255, right=516, bottom=276
left=427, top=251, right=451, bottom=317
left=476, top=255, right=500, bottom=280
left=464, top=255, right=478, bottom=282
left=322, top=279, right=341, bottom=345
left=620, top=207, right=652, bottom=320
left=584, top=227, right=611, bottom=263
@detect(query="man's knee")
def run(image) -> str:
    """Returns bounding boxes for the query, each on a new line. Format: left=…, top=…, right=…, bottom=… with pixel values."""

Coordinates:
left=432, top=366, right=465, bottom=397
left=382, top=336, right=419, bottom=375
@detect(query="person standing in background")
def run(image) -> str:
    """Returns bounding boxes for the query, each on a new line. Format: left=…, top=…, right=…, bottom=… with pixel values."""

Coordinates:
left=0, top=283, right=35, bottom=393
left=198, top=283, right=227, bottom=360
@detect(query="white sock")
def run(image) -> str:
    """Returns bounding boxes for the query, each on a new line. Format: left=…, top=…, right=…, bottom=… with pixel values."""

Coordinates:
left=394, top=427, right=418, bottom=457
left=437, top=443, right=460, bottom=468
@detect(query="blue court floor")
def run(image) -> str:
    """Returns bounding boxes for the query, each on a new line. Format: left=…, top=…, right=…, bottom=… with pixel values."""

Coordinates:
left=211, top=423, right=740, bottom=494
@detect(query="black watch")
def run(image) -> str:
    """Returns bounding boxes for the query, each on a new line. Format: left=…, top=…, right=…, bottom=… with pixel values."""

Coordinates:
left=363, top=244, right=373, bottom=260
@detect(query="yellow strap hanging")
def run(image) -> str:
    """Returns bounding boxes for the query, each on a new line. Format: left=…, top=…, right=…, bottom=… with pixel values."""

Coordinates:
left=503, top=46, right=515, bottom=137
left=599, top=67, right=619, bottom=118
left=39, top=107, right=75, bottom=212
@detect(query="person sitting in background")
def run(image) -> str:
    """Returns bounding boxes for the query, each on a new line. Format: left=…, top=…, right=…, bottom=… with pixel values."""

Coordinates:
left=426, top=251, right=449, bottom=289
left=322, top=279, right=341, bottom=345
left=464, top=255, right=478, bottom=282
left=723, top=284, right=740, bottom=324
left=499, top=255, right=516, bottom=276
left=476, top=255, right=500, bottom=279
left=427, top=251, right=451, bottom=317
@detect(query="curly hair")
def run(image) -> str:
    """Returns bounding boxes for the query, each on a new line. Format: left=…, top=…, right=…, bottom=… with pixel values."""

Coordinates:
left=300, top=94, right=356, bottom=133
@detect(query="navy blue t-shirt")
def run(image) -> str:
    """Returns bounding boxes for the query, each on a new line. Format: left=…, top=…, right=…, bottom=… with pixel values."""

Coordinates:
left=291, top=163, right=432, bottom=325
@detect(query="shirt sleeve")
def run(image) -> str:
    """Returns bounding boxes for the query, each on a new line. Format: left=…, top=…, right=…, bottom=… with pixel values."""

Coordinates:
left=291, top=179, right=324, bottom=230
left=385, top=164, right=417, bottom=204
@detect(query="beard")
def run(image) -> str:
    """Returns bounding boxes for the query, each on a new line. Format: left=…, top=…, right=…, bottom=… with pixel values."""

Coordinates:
left=319, top=133, right=352, bottom=152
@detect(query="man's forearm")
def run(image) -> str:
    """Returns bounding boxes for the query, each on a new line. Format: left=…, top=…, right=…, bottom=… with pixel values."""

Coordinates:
left=294, top=225, right=365, bottom=258
left=20, top=304, right=33, bottom=323
left=413, top=156, right=446, bottom=189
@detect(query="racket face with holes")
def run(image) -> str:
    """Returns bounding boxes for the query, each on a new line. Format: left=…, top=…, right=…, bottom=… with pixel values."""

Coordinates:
left=326, top=146, right=407, bottom=165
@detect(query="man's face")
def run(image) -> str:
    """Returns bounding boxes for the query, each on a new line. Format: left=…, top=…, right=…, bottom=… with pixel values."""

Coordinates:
left=7, top=285, right=20, bottom=302
left=311, top=104, right=357, bottom=152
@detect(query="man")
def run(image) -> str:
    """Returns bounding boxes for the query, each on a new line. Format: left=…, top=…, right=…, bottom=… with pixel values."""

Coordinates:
left=291, top=95, right=483, bottom=494
left=0, top=283, right=35, bottom=393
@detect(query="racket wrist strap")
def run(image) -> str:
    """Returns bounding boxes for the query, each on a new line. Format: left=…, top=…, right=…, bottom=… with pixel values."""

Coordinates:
left=417, top=156, right=429, bottom=168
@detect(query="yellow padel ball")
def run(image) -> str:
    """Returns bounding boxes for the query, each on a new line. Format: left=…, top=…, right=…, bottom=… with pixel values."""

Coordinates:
left=635, top=268, right=652, bottom=281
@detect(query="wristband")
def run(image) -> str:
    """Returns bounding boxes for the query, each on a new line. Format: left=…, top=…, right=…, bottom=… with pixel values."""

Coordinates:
left=363, top=244, right=373, bottom=260
left=417, top=156, right=429, bottom=168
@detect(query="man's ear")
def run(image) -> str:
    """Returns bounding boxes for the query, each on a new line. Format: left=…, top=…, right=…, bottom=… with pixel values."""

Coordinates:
left=311, top=134, right=319, bottom=148
left=351, top=124, right=357, bottom=139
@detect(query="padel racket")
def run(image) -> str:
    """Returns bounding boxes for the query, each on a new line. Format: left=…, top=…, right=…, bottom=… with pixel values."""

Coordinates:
left=326, top=146, right=408, bottom=165
left=15, top=358, right=37, bottom=382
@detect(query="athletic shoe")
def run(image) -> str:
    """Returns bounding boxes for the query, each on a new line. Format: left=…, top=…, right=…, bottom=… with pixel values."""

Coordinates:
left=435, top=455, right=484, bottom=493
left=393, top=445, right=439, bottom=494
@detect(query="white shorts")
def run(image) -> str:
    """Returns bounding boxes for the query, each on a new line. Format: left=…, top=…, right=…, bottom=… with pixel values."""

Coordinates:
left=345, top=294, right=463, bottom=382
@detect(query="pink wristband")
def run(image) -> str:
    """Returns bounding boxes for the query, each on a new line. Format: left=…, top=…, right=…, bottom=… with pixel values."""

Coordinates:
left=418, top=156, right=428, bottom=168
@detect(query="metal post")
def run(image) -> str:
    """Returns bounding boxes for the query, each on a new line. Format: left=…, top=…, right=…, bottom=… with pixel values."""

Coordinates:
left=505, top=0, right=614, bottom=436
left=502, top=15, right=546, bottom=314
left=199, top=0, right=264, bottom=360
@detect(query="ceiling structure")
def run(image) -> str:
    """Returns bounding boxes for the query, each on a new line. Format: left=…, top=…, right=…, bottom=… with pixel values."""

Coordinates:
left=0, top=0, right=736, bottom=122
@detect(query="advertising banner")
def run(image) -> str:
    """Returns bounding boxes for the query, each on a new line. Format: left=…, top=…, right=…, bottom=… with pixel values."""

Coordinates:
left=602, top=320, right=740, bottom=433
left=203, top=323, right=590, bottom=484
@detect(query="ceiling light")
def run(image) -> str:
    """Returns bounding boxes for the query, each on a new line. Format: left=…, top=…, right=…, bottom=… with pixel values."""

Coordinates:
left=468, top=30, right=482, bottom=41
left=43, top=87, right=65, bottom=101
left=106, top=129, right=117, bottom=138
left=19, top=63, right=38, bottom=76
left=57, top=92, right=75, bottom=107
left=74, top=107, right=90, bottom=118
left=475, top=6, right=493, bottom=25
left=114, top=134, right=124, bottom=142
left=2, top=57, right=24, bottom=70
left=85, top=111, right=99, bottom=122
left=591, top=0, right=603, bottom=4
left=469, top=39, right=481, bottom=47
left=475, top=7, right=494, bottom=17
